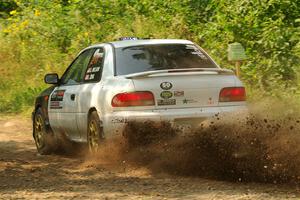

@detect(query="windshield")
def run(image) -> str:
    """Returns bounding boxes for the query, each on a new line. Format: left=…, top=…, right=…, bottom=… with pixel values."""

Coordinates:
left=115, top=44, right=217, bottom=75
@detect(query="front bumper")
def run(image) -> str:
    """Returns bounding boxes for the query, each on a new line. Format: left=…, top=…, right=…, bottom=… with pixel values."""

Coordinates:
left=102, top=105, right=247, bottom=137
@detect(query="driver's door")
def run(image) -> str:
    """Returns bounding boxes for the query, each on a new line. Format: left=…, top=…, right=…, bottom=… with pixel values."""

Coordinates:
left=48, top=49, right=95, bottom=140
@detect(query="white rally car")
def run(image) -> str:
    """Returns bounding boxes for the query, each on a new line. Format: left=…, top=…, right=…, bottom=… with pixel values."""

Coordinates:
left=32, top=38, right=246, bottom=154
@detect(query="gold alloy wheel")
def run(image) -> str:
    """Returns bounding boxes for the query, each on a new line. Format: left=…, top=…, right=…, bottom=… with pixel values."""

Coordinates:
left=34, top=115, right=45, bottom=149
left=88, top=120, right=100, bottom=152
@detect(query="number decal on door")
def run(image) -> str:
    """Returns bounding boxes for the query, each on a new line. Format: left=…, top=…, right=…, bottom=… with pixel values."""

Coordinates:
left=50, top=90, right=65, bottom=109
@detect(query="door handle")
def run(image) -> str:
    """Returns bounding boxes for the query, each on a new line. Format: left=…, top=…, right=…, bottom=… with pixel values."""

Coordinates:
left=70, top=94, right=76, bottom=101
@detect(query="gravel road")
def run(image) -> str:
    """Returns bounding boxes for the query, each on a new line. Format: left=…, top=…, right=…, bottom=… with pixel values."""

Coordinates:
left=0, top=116, right=299, bottom=199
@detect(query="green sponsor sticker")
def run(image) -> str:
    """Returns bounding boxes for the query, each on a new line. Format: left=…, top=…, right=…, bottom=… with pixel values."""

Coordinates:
left=160, top=91, right=173, bottom=99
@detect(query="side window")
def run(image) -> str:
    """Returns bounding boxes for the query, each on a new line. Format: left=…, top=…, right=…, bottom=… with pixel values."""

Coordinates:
left=61, top=49, right=95, bottom=85
left=84, top=48, right=104, bottom=82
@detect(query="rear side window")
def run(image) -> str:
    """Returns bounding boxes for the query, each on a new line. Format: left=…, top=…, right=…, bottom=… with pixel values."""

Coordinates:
left=115, top=44, right=217, bottom=75
left=84, top=48, right=104, bottom=82
left=61, top=49, right=95, bottom=85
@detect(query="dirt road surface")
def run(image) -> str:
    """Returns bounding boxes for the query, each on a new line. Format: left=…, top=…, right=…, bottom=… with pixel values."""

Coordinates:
left=0, top=116, right=299, bottom=199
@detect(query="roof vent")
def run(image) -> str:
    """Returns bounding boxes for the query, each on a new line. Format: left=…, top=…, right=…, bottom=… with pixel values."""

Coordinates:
left=119, top=37, right=139, bottom=41
left=118, top=37, right=151, bottom=41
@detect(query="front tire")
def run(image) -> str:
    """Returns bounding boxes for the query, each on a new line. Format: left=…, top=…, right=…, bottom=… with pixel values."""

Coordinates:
left=87, top=111, right=103, bottom=153
left=33, top=108, right=55, bottom=155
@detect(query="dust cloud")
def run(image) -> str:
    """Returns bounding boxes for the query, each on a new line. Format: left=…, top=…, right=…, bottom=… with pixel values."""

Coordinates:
left=86, top=100, right=300, bottom=185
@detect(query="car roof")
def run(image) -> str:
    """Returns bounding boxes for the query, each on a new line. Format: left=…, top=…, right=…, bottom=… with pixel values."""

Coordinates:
left=88, top=39, right=194, bottom=49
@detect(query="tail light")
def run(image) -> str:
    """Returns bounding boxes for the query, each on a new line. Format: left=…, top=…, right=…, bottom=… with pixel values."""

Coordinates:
left=219, top=87, right=246, bottom=102
left=111, top=91, right=155, bottom=107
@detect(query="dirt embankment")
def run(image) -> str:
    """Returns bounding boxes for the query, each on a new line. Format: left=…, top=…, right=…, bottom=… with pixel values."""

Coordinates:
left=1, top=101, right=300, bottom=199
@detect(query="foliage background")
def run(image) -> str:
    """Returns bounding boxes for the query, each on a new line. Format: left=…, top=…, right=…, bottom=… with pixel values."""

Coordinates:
left=0, top=0, right=299, bottom=113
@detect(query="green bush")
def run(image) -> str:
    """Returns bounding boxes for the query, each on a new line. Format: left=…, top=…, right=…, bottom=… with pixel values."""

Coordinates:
left=0, top=0, right=299, bottom=113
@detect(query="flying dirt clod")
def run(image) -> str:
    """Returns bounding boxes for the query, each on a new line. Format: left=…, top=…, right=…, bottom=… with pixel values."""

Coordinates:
left=87, top=100, right=300, bottom=185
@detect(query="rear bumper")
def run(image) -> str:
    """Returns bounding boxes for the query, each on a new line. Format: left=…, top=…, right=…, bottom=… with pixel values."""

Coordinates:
left=102, top=105, right=247, bottom=137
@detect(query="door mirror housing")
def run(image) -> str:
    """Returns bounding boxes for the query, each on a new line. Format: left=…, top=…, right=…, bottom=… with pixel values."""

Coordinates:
left=44, top=73, right=59, bottom=84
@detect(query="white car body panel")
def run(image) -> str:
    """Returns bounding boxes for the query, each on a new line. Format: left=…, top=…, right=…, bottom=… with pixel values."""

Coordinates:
left=103, top=105, right=246, bottom=137
left=48, top=39, right=247, bottom=142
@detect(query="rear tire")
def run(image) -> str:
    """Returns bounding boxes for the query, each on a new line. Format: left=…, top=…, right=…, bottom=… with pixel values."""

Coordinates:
left=33, top=108, right=56, bottom=155
left=87, top=111, right=103, bottom=153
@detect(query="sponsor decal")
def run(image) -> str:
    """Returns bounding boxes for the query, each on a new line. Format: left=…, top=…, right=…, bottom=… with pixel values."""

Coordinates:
left=185, top=45, right=207, bottom=59
left=160, top=82, right=172, bottom=90
left=50, top=90, right=65, bottom=109
left=92, top=67, right=101, bottom=72
left=50, top=90, right=65, bottom=101
left=89, top=74, right=95, bottom=80
left=157, top=99, right=176, bottom=106
left=50, top=101, right=59, bottom=106
left=87, top=68, right=92, bottom=73
left=185, top=44, right=197, bottom=50
left=160, top=91, right=173, bottom=99
left=183, top=98, right=197, bottom=104
left=85, top=66, right=101, bottom=81
left=174, top=91, right=184, bottom=97
left=50, top=101, right=62, bottom=109
left=85, top=73, right=95, bottom=80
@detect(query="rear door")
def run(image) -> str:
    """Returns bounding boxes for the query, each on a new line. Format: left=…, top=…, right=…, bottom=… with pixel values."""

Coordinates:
left=76, top=48, right=105, bottom=138
left=48, top=49, right=95, bottom=139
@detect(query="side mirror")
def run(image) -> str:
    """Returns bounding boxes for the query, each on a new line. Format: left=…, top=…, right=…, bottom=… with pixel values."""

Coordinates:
left=44, top=73, right=59, bottom=84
